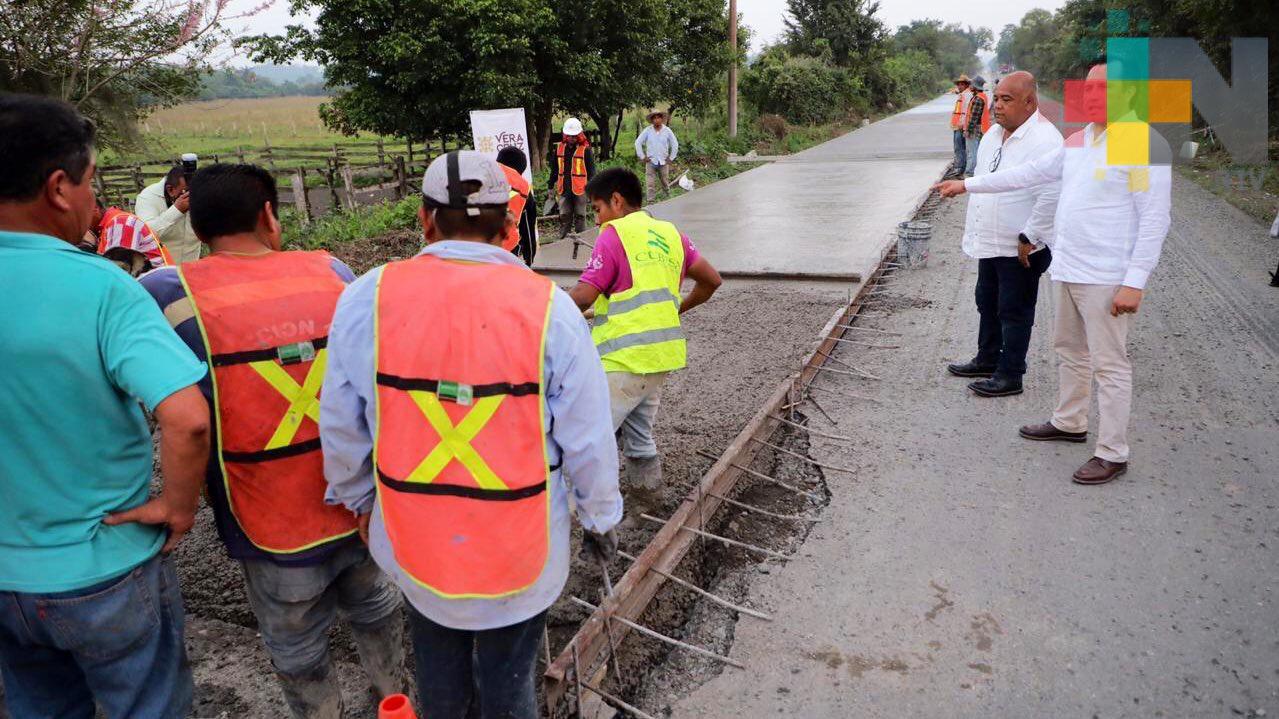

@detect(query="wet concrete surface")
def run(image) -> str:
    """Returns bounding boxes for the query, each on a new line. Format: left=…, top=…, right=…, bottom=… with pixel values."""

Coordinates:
left=673, top=178, right=1279, bottom=718
left=533, top=96, right=954, bottom=278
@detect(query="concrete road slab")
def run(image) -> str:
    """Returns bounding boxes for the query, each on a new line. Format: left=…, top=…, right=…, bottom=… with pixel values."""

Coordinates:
left=533, top=96, right=956, bottom=278
left=673, top=178, right=1279, bottom=718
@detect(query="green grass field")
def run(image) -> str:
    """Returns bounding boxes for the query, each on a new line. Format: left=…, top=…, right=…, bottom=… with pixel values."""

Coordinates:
left=112, top=96, right=389, bottom=163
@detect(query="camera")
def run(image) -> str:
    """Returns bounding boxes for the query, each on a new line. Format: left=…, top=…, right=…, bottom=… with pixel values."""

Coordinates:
left=181, top=153, right=198, bottom=178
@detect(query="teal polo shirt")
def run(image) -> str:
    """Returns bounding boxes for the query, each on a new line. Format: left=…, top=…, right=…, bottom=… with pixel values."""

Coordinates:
left=0, top=230, right=207, bottom=593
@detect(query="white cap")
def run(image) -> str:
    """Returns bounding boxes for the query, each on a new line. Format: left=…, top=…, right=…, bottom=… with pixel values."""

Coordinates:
left=420, top=150, right=510, bottom=216
left=561, top=117, right=583, bottom=136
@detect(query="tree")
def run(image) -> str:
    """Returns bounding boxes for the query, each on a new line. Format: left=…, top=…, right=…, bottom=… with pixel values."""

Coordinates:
left=246, top=0, right=734, bottom=169
left=783, top=0, right=886, bottom=68
left=892, top=19, right=992, bottom=81
left=0, top=0, right=246, bottom=150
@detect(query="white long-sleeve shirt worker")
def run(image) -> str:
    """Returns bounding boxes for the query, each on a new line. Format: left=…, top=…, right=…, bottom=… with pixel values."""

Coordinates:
left=964, top=122, right=1171, bottom=289
left=319, top=241, right=623, bottom=631
left=963, top=111, right=1063, bottom=259
left=635, top=125, right=679, bottom=166
left=134, top=180, right=200, bottom=263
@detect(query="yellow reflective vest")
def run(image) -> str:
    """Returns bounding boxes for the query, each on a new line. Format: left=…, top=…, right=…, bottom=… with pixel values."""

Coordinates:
left=591, top=211, right=687, bottom=374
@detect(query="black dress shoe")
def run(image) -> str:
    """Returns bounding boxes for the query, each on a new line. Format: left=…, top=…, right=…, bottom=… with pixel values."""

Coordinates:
left=947, top=360, right=996, bottom=378
left=968, top=375, right=1023, bottom=397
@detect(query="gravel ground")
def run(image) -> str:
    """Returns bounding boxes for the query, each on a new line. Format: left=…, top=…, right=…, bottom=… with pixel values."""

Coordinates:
left=676, top=175, right=1279, bottom=718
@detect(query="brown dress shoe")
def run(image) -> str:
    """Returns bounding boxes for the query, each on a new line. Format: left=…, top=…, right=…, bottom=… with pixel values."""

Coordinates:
left=1018, top=421, right=1088, bottom=443
left=1072, top=456, right=1128, bottom=485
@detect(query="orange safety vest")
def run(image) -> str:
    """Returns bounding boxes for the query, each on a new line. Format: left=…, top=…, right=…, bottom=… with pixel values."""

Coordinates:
left=179, top=251, right=358, bottom=554
left=975, top=91, right=992, bottom=134
left=373, top=255, right=556, bottom=598
left=950, top=92, right=967, bottom=130
left=500, top=164, right=530, bottom=253
left=555, top=142, right=588, bottom=196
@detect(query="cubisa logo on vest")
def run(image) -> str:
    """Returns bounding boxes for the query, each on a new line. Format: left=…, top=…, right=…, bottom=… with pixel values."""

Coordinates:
left=631, top=249, right=679, bottom=270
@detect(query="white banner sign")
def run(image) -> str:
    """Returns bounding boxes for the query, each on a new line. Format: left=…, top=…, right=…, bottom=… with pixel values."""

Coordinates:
left=469, top=107, right=533, bottom=184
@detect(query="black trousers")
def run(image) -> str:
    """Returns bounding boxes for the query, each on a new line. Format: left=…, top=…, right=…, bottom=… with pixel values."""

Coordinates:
left=408, top=606, right=547, bottom=719
left=974, top=248, right=1052, bottom=378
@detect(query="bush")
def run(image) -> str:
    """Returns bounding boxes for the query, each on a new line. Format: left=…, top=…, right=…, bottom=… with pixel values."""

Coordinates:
left=742, top=48, right=867, bottom=125
left=759, top=113, right=789, bottom=140
left=880, top=49, right=945, bottom=108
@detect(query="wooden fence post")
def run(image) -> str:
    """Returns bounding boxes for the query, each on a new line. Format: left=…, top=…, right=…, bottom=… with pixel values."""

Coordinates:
left=93, top=170, right=107, bottom=202
left=325, top=160, right=341, bottom=213
left=407, top=139, right=414, bottom=164
left=132, top=165, right=145, bottom=192
left=377, top=138, right=386, bottom=183
left=395, top=156, right=408, bottom=199
left=263, top=138, right=276, bottom=172
left=237, top=146, right=246, bottom=163
left=340, top=164, right=357, bottom=211
left=291, top=169, right=311, bottom=226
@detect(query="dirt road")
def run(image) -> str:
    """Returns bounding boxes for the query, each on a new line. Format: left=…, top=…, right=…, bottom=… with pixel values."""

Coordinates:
left=674, top=175, right=1279, bottom=717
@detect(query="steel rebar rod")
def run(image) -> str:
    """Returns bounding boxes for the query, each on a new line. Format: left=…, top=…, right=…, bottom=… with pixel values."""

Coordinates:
left=768, top=414, right=852, bottom=441
left=815, top=348, right=882, bottom=380
left=807, top=384, right=885, bottom=404
left=570, top=596, right=747, bottom=669
left=639, top=515, right=791, bottom=562
left=695, top=450, right=823, bottom=500
left=750, top=437, right=857, bottom=474
left=825, top=335, right=901, bottom=349
left=578, top=681, right=657, bottom=719
left=831, top=324, right=900, bottom=335
left=617, top=550, right=774, bottom=620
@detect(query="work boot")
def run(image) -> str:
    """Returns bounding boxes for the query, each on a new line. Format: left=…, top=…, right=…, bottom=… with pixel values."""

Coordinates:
left=349, top=613, right=408, bottom=702
left=276, top=663, right=343, bottom=719
left=617, top=456, right=663, bottom=529
left=626, top=455, right=663, bottom=491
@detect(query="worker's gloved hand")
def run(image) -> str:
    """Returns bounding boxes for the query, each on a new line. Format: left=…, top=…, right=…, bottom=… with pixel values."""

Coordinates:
left=581, top=528, right=618, bottom=564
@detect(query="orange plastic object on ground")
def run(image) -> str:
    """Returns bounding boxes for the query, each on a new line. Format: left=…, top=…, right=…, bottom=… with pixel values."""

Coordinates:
left=378, top=694, right=418, bottom=719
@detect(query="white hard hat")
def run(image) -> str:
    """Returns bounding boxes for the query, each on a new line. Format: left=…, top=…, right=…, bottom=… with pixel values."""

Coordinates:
left=562, top=117, right=583, bottom=136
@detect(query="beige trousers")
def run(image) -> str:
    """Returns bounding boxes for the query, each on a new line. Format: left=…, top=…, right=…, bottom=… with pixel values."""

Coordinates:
left=1049, top=281, right=1133, bottom=463
left=645, top=162, right=671, bottom=202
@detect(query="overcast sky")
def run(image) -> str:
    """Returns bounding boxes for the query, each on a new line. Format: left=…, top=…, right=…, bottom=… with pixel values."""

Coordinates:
left=227, top=0, right=1066, bottom=65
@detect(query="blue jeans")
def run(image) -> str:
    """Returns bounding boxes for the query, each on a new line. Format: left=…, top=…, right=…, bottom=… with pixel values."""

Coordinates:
left=952, top=130, right=967, bottom=174
left=240, top=540, right=405, bottom=716
left=0, top=554, right=192, bottom=718
left=965, top=132, right=982, bottom=175
left=408, top=607, right=546, bottom=719
left=974, top=249, right=1053, bottom=378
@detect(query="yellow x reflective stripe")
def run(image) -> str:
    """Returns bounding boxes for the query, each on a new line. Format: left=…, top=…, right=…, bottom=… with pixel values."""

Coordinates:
left=406, top=391, right=508, bottom=490
left=248, top=349, right=327, bottom=450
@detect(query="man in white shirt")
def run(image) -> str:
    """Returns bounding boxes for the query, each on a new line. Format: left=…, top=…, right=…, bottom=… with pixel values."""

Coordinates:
left=936, top=62, right=1172, bottom=485
left=135, top=166, right=201, bottom=263
left=946, top=71, right=1063, bottom=399
left=635, top=111, right=679, bottom=202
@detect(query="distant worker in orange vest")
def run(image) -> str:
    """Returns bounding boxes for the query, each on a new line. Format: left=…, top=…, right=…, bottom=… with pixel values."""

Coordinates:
left=949, top=74, right=974, bottom=179
left=963, top=76, right=993, bottom=177
left=496, top=146, right=538, bottom=265
left=140, top=164, right=406, bottom=719
left=547, top=117, right=595, bottom=240
left=321, top=150, right=623, bottom=719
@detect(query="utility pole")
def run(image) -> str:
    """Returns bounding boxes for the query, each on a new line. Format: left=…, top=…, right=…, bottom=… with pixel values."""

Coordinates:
left=727, top=0, right=738, bottom=137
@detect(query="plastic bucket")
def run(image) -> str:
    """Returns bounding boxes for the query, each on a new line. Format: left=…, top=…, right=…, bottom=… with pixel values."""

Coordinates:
left=896, top=220, right=932, bottom=268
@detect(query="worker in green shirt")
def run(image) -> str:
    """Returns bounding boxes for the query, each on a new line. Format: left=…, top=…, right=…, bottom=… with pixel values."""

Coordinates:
left=0, top=93, right=211, bottom=718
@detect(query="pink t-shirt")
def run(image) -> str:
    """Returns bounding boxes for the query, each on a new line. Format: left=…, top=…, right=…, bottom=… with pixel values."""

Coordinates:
left=578, top=225, right=701, bottom=296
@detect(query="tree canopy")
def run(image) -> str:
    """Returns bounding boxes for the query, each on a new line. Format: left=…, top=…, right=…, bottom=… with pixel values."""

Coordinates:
left=246, top=0, right=734, bottom=167
left=0, top=0, right=242, bottom=150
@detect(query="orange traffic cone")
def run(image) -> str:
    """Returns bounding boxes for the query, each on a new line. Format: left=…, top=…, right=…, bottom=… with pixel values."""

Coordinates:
left=378, top=694, right=417, bottom=719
